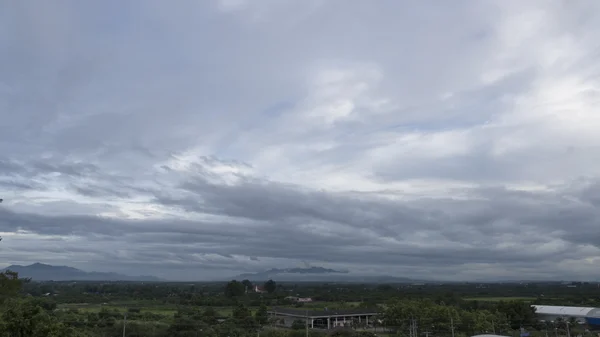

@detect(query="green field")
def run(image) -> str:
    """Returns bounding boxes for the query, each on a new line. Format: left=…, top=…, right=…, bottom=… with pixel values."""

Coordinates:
left=58, top=303, right=176, bottom=315
left=57, top=302, right=256, bottom=317
left=463, top=296, right=537, bottom=302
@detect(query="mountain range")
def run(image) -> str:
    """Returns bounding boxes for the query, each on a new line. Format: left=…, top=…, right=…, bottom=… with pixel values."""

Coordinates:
left=2, top=263, right=427, bottom=283
left=234, top=267, right=421, bottom=283
left=2, top=263, right=162, bottom=282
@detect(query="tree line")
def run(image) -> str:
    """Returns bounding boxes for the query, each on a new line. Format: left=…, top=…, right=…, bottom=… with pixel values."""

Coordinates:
left=2, top=271, right=599, bottom=337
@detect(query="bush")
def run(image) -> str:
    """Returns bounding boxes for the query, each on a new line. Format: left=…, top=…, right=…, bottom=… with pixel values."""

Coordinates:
left=291, top=320, right=306, bottom=330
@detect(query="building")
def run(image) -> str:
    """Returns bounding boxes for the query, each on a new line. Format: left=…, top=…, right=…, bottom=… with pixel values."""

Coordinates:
left=285, top=296, right=313, bottom=303
left=254, top=285, right=267, bottom=293
left=532, top=305, right=600, bottom=326
left=268, top=307, right=379, bottom=329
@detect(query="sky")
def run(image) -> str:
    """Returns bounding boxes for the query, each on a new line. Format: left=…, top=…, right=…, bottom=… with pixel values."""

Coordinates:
left=1, top=0, right=600, bottom=282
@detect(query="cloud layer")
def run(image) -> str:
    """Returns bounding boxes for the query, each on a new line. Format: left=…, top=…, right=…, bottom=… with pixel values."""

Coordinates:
left=1, top=0, right=600, bottom=281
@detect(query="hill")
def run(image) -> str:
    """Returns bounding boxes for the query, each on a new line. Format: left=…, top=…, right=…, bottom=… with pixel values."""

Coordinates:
left=2, top=263, right=162, bottom=282
left=234, top=267, right=420, bottom=283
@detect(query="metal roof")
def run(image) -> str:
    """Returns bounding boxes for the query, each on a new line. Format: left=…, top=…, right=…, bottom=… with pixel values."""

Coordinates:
left=533, top=305, right=596, bottom=317
left=268, top=307, right=380, bottom=318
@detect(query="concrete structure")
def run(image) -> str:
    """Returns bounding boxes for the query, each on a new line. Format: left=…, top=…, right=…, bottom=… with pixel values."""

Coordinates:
left=532, top=305, right=600, bottom=326
left=268, top=307, right=379, bottom=329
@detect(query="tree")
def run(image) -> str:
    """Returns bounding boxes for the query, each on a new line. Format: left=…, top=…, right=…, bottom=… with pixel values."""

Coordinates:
left=0, top=298, right=77, bottom=337
left=264, top=279, right=276, bottom=294
left=242, top=279, right=253, bottom=290
left=169, top=307, right=208, bottom=337
left=232, top=304, right=258, bottom=332
left=260, top=330, right=288, bottom=337
left=233, top=304, right=252, bottom=321
left=224, top=280, right=246, bottom=297
left=0, top=270, right=28, bottom=303
left=202, top=307, right=218, bottom=325
left=291, top=320, right=305, bottom=330
left=255, top=303, right=269, bottom=325
left=496, top=300, right=537, bottom=330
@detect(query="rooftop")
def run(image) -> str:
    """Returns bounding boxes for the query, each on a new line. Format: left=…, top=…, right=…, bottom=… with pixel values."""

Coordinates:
left=268, top=307, right=380, bottom=317
left=532, top=305, right=597, bottom=317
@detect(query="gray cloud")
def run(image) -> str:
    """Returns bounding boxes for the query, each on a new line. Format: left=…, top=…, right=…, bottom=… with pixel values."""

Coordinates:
left=1, top=0, right=600, bottom=281
left=2, top=173, right=600, bottom=280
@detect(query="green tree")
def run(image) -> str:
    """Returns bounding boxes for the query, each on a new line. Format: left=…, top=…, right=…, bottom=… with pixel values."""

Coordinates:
left=202, top=307, right=218, bottom=325
left=232, top=303, right=258, bottom=332
left=0, top=270, right=28, bottom=303
left=260, top=330, right=289, bottom=337
left=255, top=303, right=269, bottom=325
left=496, top=300, right=537, bottom=330
left=168, top=308, right=208, bottom=337
left=0, top=298, right=76, bottom=337
left=242, top=279, right=253, bottom=290
left=291, top=319, right=305, bottom=330
left=233, top=303, right=252, bottom=321
left=264, top=279, right=276, bottom=294
left=224, top=280, right=246, bottom=297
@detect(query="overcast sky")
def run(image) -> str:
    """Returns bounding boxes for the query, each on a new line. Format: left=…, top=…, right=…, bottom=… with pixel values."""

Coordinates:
left=1, top=0, right=600, bottom=281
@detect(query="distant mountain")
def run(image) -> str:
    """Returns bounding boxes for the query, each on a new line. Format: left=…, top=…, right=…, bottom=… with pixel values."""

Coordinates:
left=2, top=263, right=162, bottom=282
left=233, top=267, right=422, bottom=283
left=236, top=267, right=345, bottom=280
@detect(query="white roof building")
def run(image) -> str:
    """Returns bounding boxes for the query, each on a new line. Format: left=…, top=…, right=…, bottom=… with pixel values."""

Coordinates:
left=533, top=305, right=600, bottom=318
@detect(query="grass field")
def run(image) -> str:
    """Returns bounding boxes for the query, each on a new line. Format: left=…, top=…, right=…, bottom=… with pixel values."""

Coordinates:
left=463, top=296, right=537, bottom=302
left=58, top=303, right=177, bottom=315
left=57, top=302, right=257, bottom=318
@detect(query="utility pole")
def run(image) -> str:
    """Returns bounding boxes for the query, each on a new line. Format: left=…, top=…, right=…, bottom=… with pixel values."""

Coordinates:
left=409, top=318, right=418, bottom=337
left=492, top=320, right=496, bottom=334
left=122, top=314, right=127, bottom=337
left=451, top=317, right=455, bottom=337
left=305, top=310, right=309, bottom=337
left=414, top=319, right=418, bottom=337
left=566, top=322, right=571, bottom=337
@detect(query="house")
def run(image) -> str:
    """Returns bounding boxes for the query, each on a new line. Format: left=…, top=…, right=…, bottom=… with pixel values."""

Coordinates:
left=254, top=285, right=267, bottom=293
